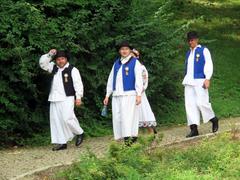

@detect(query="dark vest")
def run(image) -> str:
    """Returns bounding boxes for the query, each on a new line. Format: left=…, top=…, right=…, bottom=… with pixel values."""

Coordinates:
left=51, top=64, right=75, bottom=96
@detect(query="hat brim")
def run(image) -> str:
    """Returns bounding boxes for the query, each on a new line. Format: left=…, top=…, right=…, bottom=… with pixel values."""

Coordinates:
left=53, top=51, right=70, bottom=60
left=117, top=45, right=133, bottom=51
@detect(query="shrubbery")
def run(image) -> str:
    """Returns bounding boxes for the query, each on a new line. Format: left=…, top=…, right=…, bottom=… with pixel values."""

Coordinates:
left=59, top=133, right=240, bottom=179
left=0, top=0, right=186, bottom=146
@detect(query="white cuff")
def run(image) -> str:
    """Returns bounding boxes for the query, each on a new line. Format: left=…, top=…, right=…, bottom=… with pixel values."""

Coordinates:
left=106, top=92, right=112, bottom=97
left=205, top=75, right=211, bottom=80
left=75, top=94, right=82, bottom=100
left=137, top=92, right=142, bottom=96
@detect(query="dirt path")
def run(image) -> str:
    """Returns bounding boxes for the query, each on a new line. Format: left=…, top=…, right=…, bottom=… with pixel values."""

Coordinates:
left=1, top=117, right=240, bottom=180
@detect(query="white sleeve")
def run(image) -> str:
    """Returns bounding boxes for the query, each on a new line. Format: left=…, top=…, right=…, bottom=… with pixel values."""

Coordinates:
left=135, top=60, right=143, bottom=96
left=72, top=67, right=84, bottom=99
left=203, top=48, right=213, bottom=80
left=143, top=66, right=149, bottom=90
left=106, top=65, right=114, bottom=97
left=39, top=54, right=55, bottom=73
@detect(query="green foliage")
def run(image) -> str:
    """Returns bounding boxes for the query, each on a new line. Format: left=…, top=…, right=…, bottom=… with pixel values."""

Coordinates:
left=59, top=137, right=155, bottom=179
left=0, top=0, right=185, bottom=146
left=59, top=133, right=240, bottom=179
left=155, top=0, right=240, bottom=125
left=149, top=133, right=240, bottom=179
left=2, top=0, right=239, bottom=146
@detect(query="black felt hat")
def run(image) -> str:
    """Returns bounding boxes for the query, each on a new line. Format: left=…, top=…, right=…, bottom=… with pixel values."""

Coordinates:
left=53, top=50, right=70, bottom=60
left=187, top=31, right=199, bottom=41
left=116, top=41, right=133, bottom=51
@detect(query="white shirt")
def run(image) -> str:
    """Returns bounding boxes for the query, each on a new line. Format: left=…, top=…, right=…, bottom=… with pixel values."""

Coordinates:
left=106, top=55, right=143, bottom=97
left=39, top=54, right=84, bottom=102
left=182, top=45, right=213, bottom=86
left=141, top=65, right=148, bottom=91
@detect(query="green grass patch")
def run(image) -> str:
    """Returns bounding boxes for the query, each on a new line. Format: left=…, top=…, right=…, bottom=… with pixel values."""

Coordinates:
left=57, top=132, right=240, bottom=179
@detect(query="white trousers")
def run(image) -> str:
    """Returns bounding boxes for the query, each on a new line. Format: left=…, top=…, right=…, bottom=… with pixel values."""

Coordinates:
left=50, top=96, right=84, bottom=144
left=184, top=85, right=215, bottom=126
left=112, top=95, right=139, bottom=140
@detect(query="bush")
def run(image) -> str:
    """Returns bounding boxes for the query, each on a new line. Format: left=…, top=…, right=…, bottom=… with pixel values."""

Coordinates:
left=59, top=136, right=156, bottom=179
left=59, top=133, right=240, bottom=179
left=0, top=0, right=185, bottom=146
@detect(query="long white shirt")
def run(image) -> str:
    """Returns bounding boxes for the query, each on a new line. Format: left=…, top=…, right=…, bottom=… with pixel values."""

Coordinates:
left=182, top=45, right=213, bottom=86
left=39, top=54, right=84, bottom=102
left=106, top=55, right=143, bottom=97
left=141, top=65, right=148, bottom=91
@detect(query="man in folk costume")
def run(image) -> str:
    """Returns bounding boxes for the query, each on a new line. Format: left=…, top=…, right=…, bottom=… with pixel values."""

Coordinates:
left=103, top=42, right=143, bottom=145
left=39, top=49, right=84, bottom=151
left=183, top=31, right=219, bottom=138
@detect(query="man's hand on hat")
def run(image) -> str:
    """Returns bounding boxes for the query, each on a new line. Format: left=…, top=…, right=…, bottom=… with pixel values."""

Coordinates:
left=48, top=49, right=57, bottom=56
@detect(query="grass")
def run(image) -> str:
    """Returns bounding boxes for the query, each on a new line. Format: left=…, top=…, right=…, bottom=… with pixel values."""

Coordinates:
left=57, top=132, right=240, bottom=179
left=159, top=0, right=240, bottom=125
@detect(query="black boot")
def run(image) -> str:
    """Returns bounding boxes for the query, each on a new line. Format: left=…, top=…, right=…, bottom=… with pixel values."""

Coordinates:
left=152, top=127, right=157, bottom=134
left=186, top=124, right=199, bottom=138
left=52, top=144, right=67, bottom=151
left=210, top=117, right=219, bottom=133
left=131, top=137, right=138, bottom=143
left=75, top=133, right=84, bottom=146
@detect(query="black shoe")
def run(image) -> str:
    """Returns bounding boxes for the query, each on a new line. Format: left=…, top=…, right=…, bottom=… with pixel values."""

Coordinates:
left=75, top=133, right=84, bottom=146
left=52, top=144, right=67, bottom=151
left=186, top=124, right=199, bottom=138
left=131, top=137, right=138, bottom=143
left=152, top=127, right=158, bottom=134
left=210, top=117, right=219, bottom=133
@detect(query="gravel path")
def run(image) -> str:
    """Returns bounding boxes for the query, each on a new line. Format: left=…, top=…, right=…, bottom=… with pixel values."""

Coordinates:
left=1, top=117, right=240, bottom=180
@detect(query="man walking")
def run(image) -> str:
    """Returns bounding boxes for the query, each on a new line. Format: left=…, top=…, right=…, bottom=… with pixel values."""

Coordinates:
left=183, top=31, right=219, bottom=138
left=39, top=49, right=84, bottom=150
left=103, top=42, right=143, bottom=145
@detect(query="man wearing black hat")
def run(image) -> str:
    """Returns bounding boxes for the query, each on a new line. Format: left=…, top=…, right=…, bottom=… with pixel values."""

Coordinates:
left=103, top=42, right=143, bottom=145
left=183, top=31, right=219, bottom=138
left=39, top=49, right=84, bottom=151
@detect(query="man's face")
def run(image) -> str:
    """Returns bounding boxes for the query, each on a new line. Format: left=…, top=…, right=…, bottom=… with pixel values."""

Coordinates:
left=188, top=38, right=199, bottom=49
left=56, top=57, right=68, bottom=68
left=119, top=47, right=131, bottom=58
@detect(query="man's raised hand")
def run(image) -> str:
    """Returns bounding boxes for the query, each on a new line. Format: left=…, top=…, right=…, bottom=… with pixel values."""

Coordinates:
left=49, top=49, right=57, bottom=56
